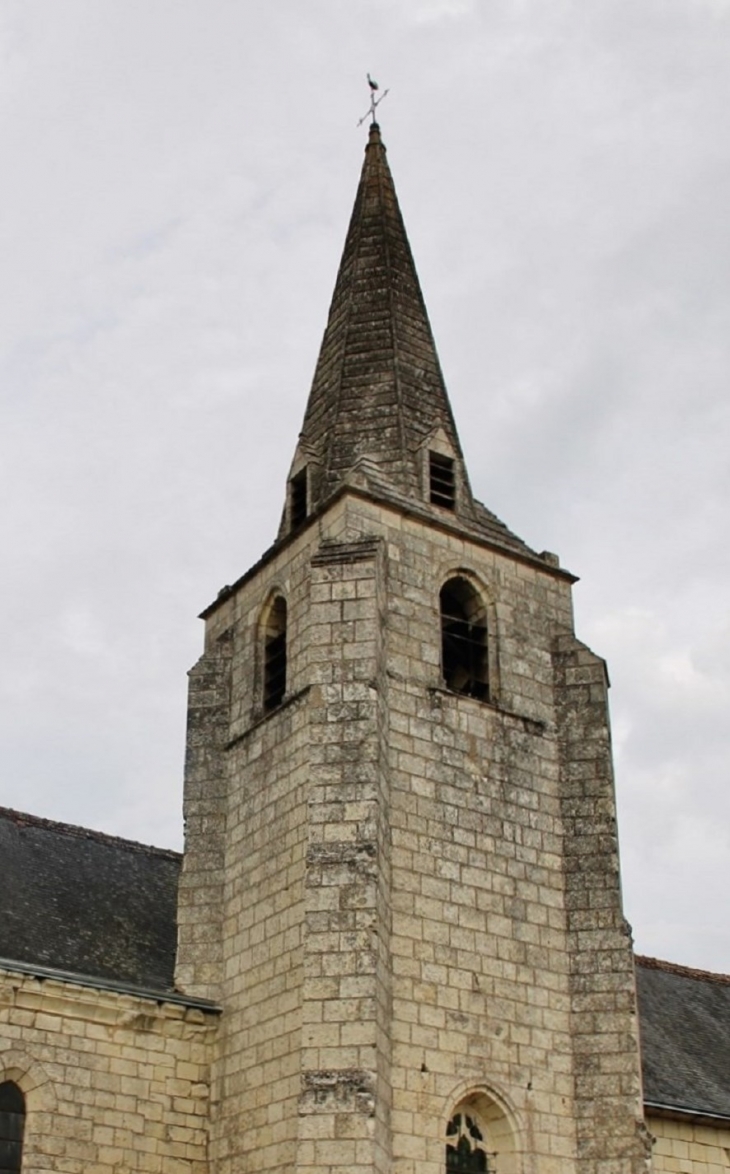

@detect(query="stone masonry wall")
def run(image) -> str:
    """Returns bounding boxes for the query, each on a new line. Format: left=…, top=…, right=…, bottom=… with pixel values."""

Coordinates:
left=0, top=967, right=215, bottom=1174
left=360, top=501, right=579, bottom=1174
left=337, top=494, right=646, bottom=1174
left=297, top=537, right=392, bottom=1174
left=211, top=691, right=309, bottom=1172
left=649, top=1115, right=730, bottom=1173
left=179, top=520, right=336, bottom=1172
left=184, top=508, right=396, bottom=1174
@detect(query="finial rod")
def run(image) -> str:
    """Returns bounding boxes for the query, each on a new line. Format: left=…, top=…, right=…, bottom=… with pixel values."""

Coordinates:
left=357, top=73, right=389, bottom=128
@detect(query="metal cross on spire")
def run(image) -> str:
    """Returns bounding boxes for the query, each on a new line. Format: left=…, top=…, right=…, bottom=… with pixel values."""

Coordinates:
left=357, top=73, right=389, bottom=127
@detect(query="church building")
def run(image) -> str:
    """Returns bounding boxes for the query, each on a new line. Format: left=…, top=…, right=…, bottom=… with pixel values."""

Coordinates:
left=2, top=122, right=729, bottom=1174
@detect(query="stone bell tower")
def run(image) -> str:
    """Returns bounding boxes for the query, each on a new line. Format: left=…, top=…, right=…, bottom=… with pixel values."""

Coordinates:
left=175, top=123, right=651, bottom=1174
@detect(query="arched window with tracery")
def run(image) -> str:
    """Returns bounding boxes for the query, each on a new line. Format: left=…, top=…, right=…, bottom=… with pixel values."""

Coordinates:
left=440, top=577, right=489, bottom=701
left=0, top=1081, right=25, bottom=1174
left=445, top=1091, right=518, bottom=1174
left=262, top=594, right=287, bottom=712
left=446, top=1112, right=493, bottom=1171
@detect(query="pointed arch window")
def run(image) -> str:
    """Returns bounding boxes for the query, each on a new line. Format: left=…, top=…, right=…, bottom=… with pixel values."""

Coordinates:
left=263, top=595, right=287, bottom=712
left=446, top=1113, right=493, bottom=1171
left=0, top=1082, right=25, bottom=1174
left=440, top=578, right=489, bottom=701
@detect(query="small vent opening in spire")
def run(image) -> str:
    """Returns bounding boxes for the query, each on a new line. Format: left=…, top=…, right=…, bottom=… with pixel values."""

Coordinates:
left=429, top=452, right=456, bottom=510
left=290, top=468, right=308, bottom=531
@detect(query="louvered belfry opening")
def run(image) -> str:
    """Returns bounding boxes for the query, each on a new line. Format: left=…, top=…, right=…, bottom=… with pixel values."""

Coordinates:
left=290, top=468, right=308, bottom=531
left=0, top=1082, right=24, bottom=1174
left=429, top=451, right=456, bottom=510
left=263, top=596, right=287, bottom=712
left=440, top=578, right=489, bottom=701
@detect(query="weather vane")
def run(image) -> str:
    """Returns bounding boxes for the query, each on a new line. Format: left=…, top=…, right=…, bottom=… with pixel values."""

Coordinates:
left=357, top=73, right=389, bottom=127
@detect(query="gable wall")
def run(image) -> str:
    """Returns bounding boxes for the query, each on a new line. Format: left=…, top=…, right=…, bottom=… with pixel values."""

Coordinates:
left=0, top=967, right=216, bottom=1173
left=648, top=1115, right=730, bottom=1172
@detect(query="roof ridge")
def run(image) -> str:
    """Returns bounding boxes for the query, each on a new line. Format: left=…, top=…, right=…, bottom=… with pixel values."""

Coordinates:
left=636, top=953, right=730, bottom=986
left=0, top=806, right=181, bottom=861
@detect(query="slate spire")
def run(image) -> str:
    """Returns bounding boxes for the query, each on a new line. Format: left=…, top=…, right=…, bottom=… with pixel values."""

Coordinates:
left=283, top=122, right=535, bottom=561
left=293, top=121, right=467, bottom=511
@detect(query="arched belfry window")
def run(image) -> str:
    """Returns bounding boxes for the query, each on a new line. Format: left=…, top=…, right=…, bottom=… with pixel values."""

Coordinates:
left=262, top=595, right=287, bottom=712
left=0, top=1082, right=25, bottom=1174
left=440, top=577, right=489, bottom=701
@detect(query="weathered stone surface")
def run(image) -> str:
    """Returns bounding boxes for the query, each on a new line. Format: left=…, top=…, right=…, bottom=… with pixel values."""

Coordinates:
left=553, top=634, right=651, bottom=1174
left=300, top=1068, right=376, bottom=1116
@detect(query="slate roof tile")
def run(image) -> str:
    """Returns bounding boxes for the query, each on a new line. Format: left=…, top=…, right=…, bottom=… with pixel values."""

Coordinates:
left=636, top=955, right=730, bottom=1119
left=0, top=807, right=180, bottom=992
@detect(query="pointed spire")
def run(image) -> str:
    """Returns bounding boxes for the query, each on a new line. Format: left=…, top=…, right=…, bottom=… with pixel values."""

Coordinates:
left=294, top=122, right=467, bottom=511
left=280, top=124, right=535, bottom=563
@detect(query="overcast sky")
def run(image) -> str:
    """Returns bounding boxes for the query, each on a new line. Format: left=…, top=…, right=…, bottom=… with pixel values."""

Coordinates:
left=2, top=1, right=729, bottom=973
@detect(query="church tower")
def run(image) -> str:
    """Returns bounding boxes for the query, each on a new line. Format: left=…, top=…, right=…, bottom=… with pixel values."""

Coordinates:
left=175, top=124, right=650, bottom=1174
